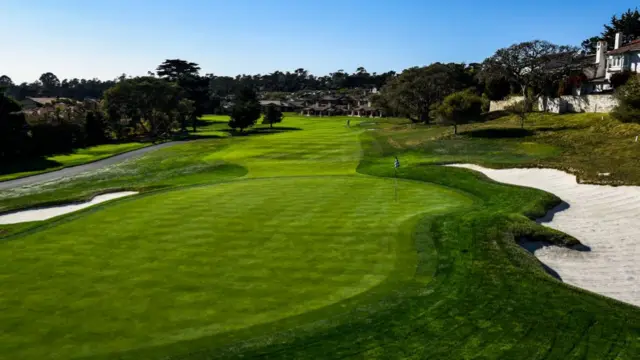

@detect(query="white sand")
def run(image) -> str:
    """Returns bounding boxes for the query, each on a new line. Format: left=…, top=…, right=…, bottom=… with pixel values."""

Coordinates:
left=448, top=164, right=640, bottom=307
left=0, top=192, right=138, bottom=225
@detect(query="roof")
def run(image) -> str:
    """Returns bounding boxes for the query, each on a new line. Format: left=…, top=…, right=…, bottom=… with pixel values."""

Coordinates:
left=608, top=40, right=640, bottom=55
left=259, top=100, right=303, bottom=108
left=320, top=95, right=341, bottom=101
left=259, top=100, right=283, bottom=106
left=355, top=105, right=378, bottom=111
left=25, top=97, right=59, bottom=105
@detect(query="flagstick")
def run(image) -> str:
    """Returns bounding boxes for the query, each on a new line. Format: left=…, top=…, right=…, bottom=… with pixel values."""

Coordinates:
left=394, top=168, right=398, bottom=202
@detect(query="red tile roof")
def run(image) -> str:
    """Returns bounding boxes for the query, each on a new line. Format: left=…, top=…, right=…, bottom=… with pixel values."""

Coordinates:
left=608, top=40, right=640, bottom=55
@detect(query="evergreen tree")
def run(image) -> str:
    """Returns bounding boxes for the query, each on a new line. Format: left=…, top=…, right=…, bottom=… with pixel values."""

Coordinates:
left=262, top=104, right=283, bottom=128
left=228, top=87, right=261, bottom=132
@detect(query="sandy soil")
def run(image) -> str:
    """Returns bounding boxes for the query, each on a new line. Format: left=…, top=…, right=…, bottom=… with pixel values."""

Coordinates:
left=0, top=192, right=138, bottom=225
left=448, top=164, right=640, bottom=307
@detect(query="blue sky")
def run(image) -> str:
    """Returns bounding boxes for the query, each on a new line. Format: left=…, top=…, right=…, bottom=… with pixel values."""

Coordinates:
left=0, top=0, right=637, bottom=83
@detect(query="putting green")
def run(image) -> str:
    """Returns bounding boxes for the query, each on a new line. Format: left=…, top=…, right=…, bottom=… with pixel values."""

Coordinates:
left=0, top=176, right=471, bottom=359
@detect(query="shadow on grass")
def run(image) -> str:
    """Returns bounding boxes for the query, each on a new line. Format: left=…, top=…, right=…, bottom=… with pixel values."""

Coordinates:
left=0, top=157, right=62, bottom=176
left=483, top=110, right=510, bottom=121
left=462, top=128, right=534, bottom=138
left=175, top=133, right=225, bottom=140
left=537, top=201, right=570, bottom=223
left=196, top=119, right=227, bottom=126
left=534, top=125, right=585, bottom=132
left=222, top=127, right=302, bottom=137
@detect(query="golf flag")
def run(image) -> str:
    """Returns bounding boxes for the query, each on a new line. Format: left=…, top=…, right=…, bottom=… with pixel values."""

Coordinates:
left=394, top=157, right=400, bottom=169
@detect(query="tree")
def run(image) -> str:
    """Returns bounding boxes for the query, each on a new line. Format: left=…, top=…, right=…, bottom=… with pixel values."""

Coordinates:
left=102, top=77, right=184, bottom=139
left=85, top=110, right=109, bottom=145
left=262, top=104, right=283, bottom=128
left=581, top=8, right=640, bottom=52
left=431, top=90, right=484, bottom=134
left=481, top=40, right=579, bottom=127
left=602, top=8, right=640, bottom=49
left=177, top=98, right=195, bottom=132
left=611, top=75, right=640, bottom=123
left=156, top=59, right=201, bottom=81
left=377, top=63, right=472, bottom=123
left=0, top=75, right=13, bottom=87
left=228, top=87, right=261, bottom=132
left=581, top=36, right=601, bottom=54
left=0, top=93, right=30, bottom=161
left=38, top=72, right=60, bottom=96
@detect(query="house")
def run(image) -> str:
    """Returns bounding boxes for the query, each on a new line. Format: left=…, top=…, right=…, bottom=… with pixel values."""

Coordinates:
left=578, top=33, right=640, bottom=94
left=299, top=94, right=384, bottom=117
left=605, top=33, right=640, bottom=79
left=259, top=100, right=302, bottom=112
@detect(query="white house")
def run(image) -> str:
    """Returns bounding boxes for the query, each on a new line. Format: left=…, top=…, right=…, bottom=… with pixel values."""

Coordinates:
left=584, top=33, right=640, bottom=94
left=605, top=33, right=640, bottom=78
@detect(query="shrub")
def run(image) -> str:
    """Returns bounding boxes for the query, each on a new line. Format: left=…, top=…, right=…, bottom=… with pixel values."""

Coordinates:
left=612, top=75, right=640, bottom=123
left=611, top=71, right=633, bottom=89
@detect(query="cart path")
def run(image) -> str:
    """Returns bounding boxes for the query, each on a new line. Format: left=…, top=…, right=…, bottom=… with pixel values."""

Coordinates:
left=0, top=142, right=184, bottom=191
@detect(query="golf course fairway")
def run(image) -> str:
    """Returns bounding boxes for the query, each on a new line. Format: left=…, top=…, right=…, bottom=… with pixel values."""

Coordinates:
left=0, top=176, right=471, bottom=359
left=2, top=116, right=640, bottom=359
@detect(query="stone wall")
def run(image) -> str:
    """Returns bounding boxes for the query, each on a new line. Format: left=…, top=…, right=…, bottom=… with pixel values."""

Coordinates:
left=539, top=95, right=618, bottom=114
left=488, top=96, right=524, bottom=112
left=490, top=95, right=618, bottom=114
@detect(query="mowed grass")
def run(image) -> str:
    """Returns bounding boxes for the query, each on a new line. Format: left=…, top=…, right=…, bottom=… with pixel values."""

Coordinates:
left=0, top=142, right=150, bottom=182
left=0, top=176, right=471, bottom=359
left=2, top=115, right=640, bottom=359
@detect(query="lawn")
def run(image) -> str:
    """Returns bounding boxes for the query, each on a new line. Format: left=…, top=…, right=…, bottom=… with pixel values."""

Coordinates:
left=1, top=114, right=640, bottom=359
left=0, top=142, right=150, bottom=182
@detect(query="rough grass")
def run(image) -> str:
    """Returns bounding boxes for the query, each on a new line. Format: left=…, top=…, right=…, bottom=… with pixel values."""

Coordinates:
left=375, top=112, right=640, bottom=185
left=0, top=142, right=150, bottom=182
left=1, top=115, right=640, bottom=359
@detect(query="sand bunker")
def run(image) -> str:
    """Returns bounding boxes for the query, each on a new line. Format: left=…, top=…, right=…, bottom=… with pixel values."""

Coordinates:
left=0, top=192, right=138, bottom=225
left=448, top=164, right=640, bottom=307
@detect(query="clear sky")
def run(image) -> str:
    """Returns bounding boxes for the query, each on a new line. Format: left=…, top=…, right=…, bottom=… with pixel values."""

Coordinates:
left=0, top=0, right=637, bottom=83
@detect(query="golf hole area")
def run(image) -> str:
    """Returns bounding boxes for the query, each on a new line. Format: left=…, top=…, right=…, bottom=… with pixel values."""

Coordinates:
left=0, top=176, right=472, bottom=358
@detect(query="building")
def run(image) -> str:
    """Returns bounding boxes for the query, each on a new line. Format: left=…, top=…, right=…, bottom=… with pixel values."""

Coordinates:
left=259, top=100, right=303, bottom=113
left=578, top=33, right=640, bottom=94
left=606, top=33, right=640, bottom=78
left=300, top=94, right=383, bottom=117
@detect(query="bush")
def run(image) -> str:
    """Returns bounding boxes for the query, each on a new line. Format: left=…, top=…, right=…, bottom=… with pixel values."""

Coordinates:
left=612, top=75, right=640, bottom=123
left=611, top=71, right=633, bottom=89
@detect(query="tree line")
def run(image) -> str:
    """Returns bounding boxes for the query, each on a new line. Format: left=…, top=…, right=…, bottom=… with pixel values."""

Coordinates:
left=2, top=7, right=639, bottom=161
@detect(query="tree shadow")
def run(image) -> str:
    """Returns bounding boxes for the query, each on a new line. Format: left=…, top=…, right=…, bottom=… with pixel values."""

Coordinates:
left=483, top=110, right=510, bottom=121
left=0, top=157, right=62, bottom=176
left=462, top=128, right=534, bottom=138
left=196, top=119, right=227, bottom=126
left=534, top=125, right=584, bottom=132
left=221, top=127, right=302, bottom=136
left=178, top=133, right=225, bottom=140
